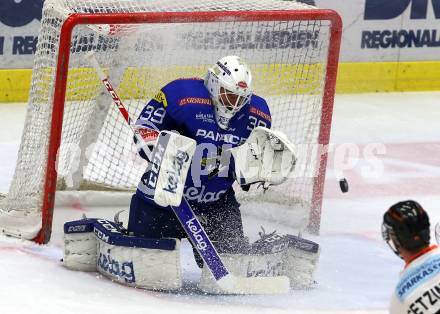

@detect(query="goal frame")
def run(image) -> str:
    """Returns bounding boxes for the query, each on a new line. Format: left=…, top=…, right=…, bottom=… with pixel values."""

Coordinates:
left=36, top=10, right=342, bottom=244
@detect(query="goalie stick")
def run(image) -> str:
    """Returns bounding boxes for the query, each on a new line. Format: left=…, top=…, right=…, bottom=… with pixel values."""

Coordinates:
left=86, top=51, right=289, bottom=294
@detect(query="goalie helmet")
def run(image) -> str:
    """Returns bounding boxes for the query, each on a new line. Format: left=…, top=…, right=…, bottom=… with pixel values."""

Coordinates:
left=204, top=56, right=252, bottom=129
left=382, top=200, right=430, bottom=258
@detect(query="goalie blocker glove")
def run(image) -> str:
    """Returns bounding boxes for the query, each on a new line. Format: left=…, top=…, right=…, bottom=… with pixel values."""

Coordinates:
left=137, top=130, right=196, bottom=207
left=230, top=126, right=297, bottom=187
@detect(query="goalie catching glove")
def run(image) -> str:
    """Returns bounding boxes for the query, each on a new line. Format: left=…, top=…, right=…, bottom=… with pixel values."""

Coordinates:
left=231, top=127, right=296, bottom=186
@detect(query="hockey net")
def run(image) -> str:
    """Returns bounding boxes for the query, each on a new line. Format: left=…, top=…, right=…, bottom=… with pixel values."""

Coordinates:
left=0, top=0, right=341, bottom=244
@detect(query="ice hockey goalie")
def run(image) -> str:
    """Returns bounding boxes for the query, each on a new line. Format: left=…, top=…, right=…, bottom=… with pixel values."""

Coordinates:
left=62, top=56, right=320, bottom=294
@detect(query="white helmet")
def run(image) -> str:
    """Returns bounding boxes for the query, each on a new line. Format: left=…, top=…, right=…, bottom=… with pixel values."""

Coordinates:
left=204, top=56, right=252, bottom=129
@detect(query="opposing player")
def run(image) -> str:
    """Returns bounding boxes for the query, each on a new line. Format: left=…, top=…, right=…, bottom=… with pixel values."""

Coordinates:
left=382, top=200, right=440, bottom=313
left=63, top=56, right=320, bottom=293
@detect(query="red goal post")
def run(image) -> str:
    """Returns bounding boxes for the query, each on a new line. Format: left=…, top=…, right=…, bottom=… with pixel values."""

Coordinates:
left=0, top=2, right=342, bottom=244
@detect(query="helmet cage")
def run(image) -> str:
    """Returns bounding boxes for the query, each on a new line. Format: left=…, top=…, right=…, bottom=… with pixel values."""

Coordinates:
left=218, top=86, right=251, bottom=116
left=435, top=223, right=440, bottom=245
left=382, top=221, right=402, bottom=258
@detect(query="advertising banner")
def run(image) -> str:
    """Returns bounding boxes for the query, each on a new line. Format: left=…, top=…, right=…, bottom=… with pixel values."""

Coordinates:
left=1, top=0, right=440, bottom=67
left=315, top=0, right=440, bottom=62
left=0, top=0, right=438, bottom=97
left=0, top=1, right=43, bottom=68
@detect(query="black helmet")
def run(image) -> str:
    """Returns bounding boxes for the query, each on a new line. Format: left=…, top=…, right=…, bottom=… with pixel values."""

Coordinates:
left=382, top=200, right=430, bottom=258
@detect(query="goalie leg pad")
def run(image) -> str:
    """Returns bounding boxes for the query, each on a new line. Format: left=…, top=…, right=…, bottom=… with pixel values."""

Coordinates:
left=63, top=219, right=98, bottom=272
left=251, top=233, right=320, bottom=289
left=96, top=238, right=181, bottom=290
left=63, top=218, right=182, bottom=290
left=198, top=233, right=320, bottom=293
left=64, top=232, right=98, bottom=272
left=283, top=235, right=320, bottom=289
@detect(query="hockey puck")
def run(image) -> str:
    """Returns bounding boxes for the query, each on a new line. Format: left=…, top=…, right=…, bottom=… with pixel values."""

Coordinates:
left=339, top=178, right=349, bottom=193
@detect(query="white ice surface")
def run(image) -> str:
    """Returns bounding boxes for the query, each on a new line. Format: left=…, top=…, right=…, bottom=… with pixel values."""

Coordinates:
left=1, top=92, right=440, bottom=314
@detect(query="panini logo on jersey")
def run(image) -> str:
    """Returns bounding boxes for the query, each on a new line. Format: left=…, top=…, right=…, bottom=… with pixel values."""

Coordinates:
left=97, top=249, right=136, bottom=284
left=178, top=97, right=212, bottom=106
left=153, top=90, right=168, bottom=108
left=196, top=113, right=215, bottom=123
left=196, top=129, right=247, bottom=145
left=163, top=150, right=190, bottom=194
left=250, top=106, right=271, bottom=122
left=396, top=255, right=440, bottom=301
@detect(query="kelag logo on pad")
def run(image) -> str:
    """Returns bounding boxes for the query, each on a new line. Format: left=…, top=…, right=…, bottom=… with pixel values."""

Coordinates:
left=365, top=0, right=440, bottom=20
left=0, top=0, right=43, bottom=27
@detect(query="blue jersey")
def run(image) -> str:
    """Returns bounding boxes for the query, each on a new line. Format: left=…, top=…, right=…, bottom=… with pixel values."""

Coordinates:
left=135, top=78, right=271, bottom=207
